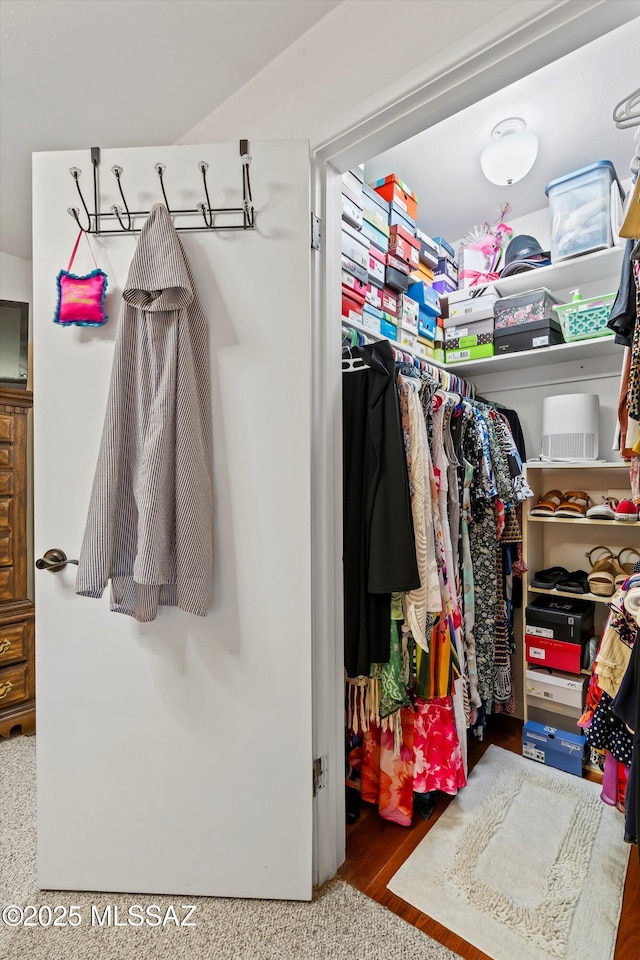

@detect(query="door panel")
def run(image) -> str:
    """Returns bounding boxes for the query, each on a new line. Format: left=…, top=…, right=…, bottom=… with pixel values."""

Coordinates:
left=32, top=141, right=313, bottom=898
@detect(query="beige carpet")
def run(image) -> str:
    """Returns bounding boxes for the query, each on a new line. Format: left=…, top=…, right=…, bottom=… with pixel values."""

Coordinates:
left=388, top=745, right=630, bottom=960
left=0, top=735, right=460, bottom=960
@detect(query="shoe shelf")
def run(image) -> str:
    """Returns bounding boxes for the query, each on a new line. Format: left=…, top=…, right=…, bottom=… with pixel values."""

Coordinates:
left=528, top=586, right=611, bottom=604
left=528, top=516, right=637, bottom=527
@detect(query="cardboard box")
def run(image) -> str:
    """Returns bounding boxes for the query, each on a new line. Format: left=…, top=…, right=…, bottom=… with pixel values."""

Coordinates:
left=433, top=274, right=458, bottom=296
left=525, top=670, right=589, bottom=717
left=388, top=202, right=417, bottom=235
left=447, top=290, right=497, bottom=323
left=494, top=288, right=562, bottom=328
left=341, top=270, right=367, bottom=304
left=432, top=236, right=455, bottom=259
left=445, top=343, right=494, bottom=363
left=444, top=316, right=495, bottom=340
left=386, top=252, right=411, bottom=275
left=494, top=319, right=564, bottom=355
left=342, top=253, right=369, bottom=285
left=342, top=292, right=363, bottom=324
left=362, top=182, right=390, bottom=220
left=365, top=284, right=383, bottom=310
left=368, top=245, right=386, bottom=288
left=362, top=304, right=383, bottom=335
left=411, top=265, right=435, bottom=284
left=418, top=310, right=437, bottom=341
left=522, top=721, right=585, bottom=777
left=407, top=281, right=440, bottom=313
left=415, top=229, right=439, bottom=269
left=526, top=596, right=595, bottom=644
left=400, top=295, right=419, bottom=331
left=372, top=175, right=418, bottom=221
left=381, top=287, right=399, bottom=318
left=525, top=635, right=586, bottom=675
left=342, top=221, right=370, bottom=269
left=526, top=703, right=582, bottom=731
left=399, top=329, right=417, bottom=350
left=445, top=332, right=494, bottom=351
left=341, top=187, right=363, bottom=230
left=381, top=314, right=398, bottom=340
left=385, top=264, right=410, bottom=293
left=362, top=208, right=390, bottom=237
left=341, top=170, right=364, bottom=199
left=437, top=257, right=458, bottom=282
left=389, top=225, right=421, bottom=269
left=361, top=218, right=389, bottom=252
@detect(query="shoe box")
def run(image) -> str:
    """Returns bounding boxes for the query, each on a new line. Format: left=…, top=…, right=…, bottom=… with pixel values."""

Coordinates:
left=494, top=318, right=564, bottom=355
left=525, top=595, right=594, bottom=674
left=522, top=721, right=585, bottom=776
left=525, top=668, right=588, bottom=729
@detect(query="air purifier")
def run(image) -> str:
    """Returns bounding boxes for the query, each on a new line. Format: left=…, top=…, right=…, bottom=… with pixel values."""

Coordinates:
left=541, top=393, right=599, bottom=461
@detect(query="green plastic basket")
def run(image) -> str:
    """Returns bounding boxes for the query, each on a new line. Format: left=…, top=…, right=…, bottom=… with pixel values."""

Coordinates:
left=554, top=292, right=616, bottom=342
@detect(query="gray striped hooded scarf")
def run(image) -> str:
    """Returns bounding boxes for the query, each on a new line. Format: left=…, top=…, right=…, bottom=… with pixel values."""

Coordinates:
left=76, top=203, right=213, bottom=622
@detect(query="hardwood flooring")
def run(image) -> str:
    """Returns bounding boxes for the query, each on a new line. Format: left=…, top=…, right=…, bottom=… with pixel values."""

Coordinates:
left=338, top=715, right=640, bottom=960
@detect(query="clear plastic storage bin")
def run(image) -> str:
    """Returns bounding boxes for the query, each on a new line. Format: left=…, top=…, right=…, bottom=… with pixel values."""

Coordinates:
left=545, top=161, right=624, bottom=262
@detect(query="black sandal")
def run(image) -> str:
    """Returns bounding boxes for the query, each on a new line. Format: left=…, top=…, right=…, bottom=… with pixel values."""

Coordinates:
left=555, top=569, right=590, bottom=594
left=530, top=566, right=569, bottom=589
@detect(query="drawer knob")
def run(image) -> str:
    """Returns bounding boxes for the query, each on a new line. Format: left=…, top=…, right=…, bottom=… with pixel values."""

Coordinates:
left=35, top=549, right=79, bottom=573
left=0, top=639, right=11, bottom=655
left=0, top=680, right=13, bottom=700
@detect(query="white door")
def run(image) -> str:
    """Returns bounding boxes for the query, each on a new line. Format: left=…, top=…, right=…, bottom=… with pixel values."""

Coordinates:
left=32, top=141, right=314, bottom=898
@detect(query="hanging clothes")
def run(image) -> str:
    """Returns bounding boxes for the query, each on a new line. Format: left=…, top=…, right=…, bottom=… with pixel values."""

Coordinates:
left=76, top=203, right=213, bottom=622
left=342, top=341, right=420, bottom=678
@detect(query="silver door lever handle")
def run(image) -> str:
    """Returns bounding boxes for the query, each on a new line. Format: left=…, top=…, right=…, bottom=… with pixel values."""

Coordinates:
left=35, top=549, right=79, bottom=572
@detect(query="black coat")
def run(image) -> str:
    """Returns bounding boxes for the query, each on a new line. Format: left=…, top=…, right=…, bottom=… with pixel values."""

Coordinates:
left=342, top=341, right=419, bottom=678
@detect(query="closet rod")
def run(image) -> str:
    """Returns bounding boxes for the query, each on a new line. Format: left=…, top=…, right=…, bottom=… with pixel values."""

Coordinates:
left=341, top=319, right=476, bottom=399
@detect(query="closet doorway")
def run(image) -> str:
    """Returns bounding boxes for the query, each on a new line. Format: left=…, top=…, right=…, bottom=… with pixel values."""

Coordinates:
left=312, top=13, right=640, bottom=960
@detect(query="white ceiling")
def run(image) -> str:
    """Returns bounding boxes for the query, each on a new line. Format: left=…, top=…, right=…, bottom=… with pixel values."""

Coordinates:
left=365, top=18, right=640, bottom=246
left=0, top=0, right=341, bottom=261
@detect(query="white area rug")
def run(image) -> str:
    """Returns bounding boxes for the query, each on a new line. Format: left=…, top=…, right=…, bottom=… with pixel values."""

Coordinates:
left=388, top=745, right=630, bottom=960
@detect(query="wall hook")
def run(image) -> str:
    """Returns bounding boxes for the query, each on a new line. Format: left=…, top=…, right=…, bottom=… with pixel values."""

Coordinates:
left=110, top=165, right=132, bottom=230
left=197, top=161, right=214, bottom=227
left=154, top=163, right=171, bottom=214
left=68, top=167, right=92, bottom=232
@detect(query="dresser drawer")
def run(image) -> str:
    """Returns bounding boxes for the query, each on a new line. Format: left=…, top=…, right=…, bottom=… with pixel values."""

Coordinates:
left=0, top=499, right=9, bottom=528
left=0, top=529, right=12, bottom=566
left=0, top=472, right=13, bottom=496
left=0, top=445, right=11, bottom=468
left=0, top=414, right=13, bottom=443
left=0, top=620, right=29, bottom=666
left=0, top=567, right=14, bottom=602
left=0, top=662, right=28, bottom=708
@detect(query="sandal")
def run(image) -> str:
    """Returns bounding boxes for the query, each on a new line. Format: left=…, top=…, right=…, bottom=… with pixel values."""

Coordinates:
left=555, top=569, right=590, bottom=594
left=585, top=546, right=615, bottom=597
left=612, top=548, right=640, bottom=591
left=617, top=547, right=640, bottom=576
left=530, top=490, right=563, bottom=517
left=530, top=566, right=569, bottom=589
left=555, top=490, right=591, bottom=518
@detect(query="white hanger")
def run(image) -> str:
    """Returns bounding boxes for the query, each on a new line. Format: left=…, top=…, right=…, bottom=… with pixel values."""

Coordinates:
left=613, top=87, right=640, bottom=129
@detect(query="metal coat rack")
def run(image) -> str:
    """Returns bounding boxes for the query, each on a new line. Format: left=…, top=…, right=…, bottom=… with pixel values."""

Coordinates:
left=67, top=140, right=255, bottom=235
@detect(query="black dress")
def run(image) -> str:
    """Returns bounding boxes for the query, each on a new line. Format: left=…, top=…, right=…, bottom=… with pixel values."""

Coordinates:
left=342, top=341, right=420, bottom=678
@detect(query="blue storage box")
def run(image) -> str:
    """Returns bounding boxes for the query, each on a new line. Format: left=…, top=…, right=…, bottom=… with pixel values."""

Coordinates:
left=407, top=281, right=440, bottom=313
left=432, top=236, right=456, bottom=259
left=433, top=274, right=457, bottom=296
left=522, top=720, right=585, bottom=777
left=388, top=201, right=417, bottom=235
left=418, top=308, right=437, bottom=341
left=361, top=218, right=388, bottom=252
left=361, top=304, right=383, bottom=335
left=380, top=314, right=398, bottom=340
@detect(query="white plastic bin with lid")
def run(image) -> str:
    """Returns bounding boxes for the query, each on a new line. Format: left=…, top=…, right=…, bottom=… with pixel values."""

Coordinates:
left=545, top=161, right=624, bottom=262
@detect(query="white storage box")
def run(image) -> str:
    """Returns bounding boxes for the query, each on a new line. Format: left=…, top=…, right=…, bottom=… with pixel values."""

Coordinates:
left=525, top=669, right=588, bottom=712
left=444, top=316, right=495, bottom=340
left=447, top=291, right=498, bottom=323
left=545, top=161, right=624, bottom=262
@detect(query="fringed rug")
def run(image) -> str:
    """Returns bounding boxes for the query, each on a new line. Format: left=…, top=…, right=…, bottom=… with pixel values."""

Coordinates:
left=388, top=745, right=630, bottom=960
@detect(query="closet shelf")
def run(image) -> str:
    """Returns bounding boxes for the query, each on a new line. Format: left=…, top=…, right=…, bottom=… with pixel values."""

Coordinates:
left=528, top=586, right=611, bottom=605
left=494, top=245, right=624, bottom=298
left=341, top=318, right=446, bottom=369
left=528, top=516, right=637, bottom=527
left=444, top=335, right=621, bottom=376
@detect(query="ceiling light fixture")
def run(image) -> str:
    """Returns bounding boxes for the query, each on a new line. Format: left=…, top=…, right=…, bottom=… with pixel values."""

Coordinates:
left=480, top=117, right=539, bottom=186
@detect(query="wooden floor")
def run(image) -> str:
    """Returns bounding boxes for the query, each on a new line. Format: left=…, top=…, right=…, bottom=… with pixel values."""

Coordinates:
left=338, top=715, right=640, bottom=960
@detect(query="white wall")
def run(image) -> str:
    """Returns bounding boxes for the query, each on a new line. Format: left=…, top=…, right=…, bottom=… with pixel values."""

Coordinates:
left=0, top=251, right=32, bottom=314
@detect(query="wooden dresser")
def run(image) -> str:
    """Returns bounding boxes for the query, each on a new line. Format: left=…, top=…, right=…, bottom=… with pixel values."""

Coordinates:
left=0, top=388, right=35, bottom=737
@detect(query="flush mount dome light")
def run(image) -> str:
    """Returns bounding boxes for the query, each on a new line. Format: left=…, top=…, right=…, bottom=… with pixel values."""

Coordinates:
left=480, top=117, right=539, bottom=186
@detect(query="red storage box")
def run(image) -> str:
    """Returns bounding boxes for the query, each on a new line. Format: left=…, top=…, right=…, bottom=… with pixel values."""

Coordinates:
left=341, top=270, right=366, bottom=304
left=342, top=291, right=363, bottom=324
left=389, top=225, right=421, bottom=269
left=386, top=252, right=411, bottom=275
left=373, top=175, right=418, bottom=221
left=368, top=244, right=386, bottom=288
left=525, top=634, right=584, bottom=674
left=381, top=286, right=399, bottom=318
left=365, top=284, right=383, bottom=310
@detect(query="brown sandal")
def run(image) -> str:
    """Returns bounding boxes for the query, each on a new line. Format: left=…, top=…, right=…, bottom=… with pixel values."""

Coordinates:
left=586, top=546, right=615, bottom=597
left=555, top=490, right=591, bottom=518
left=530, top=489, right=563, bottom=516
